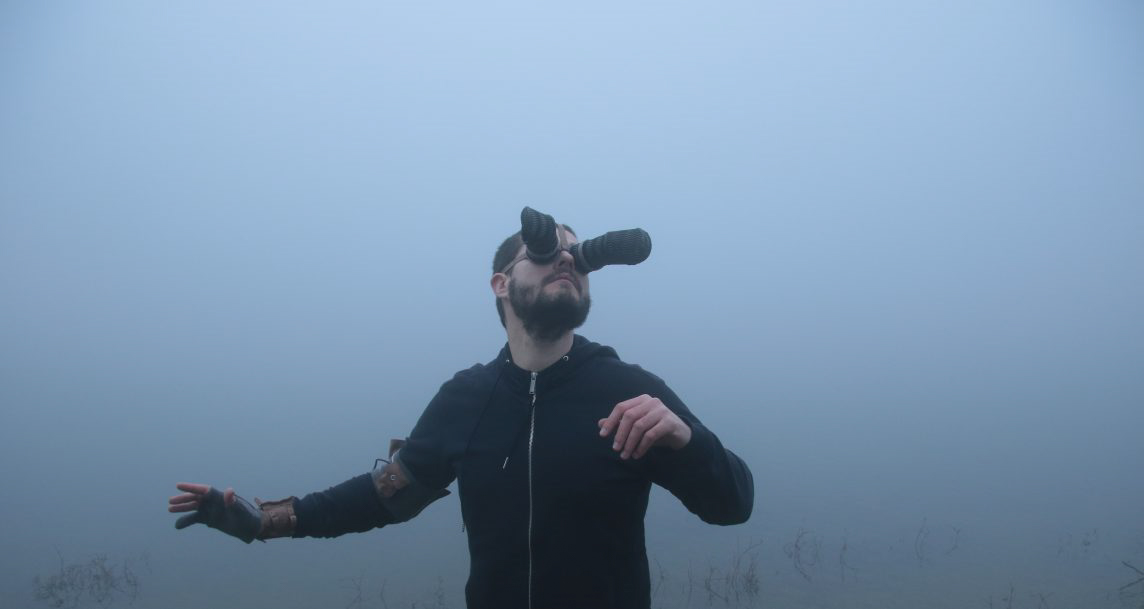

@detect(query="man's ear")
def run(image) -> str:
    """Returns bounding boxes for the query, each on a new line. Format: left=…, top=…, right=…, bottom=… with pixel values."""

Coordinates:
left=490, top=273, right=509, bottom=298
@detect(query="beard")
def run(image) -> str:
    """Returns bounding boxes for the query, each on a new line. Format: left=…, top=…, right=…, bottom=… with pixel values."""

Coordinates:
left=508, top=278, right=591, bottom=342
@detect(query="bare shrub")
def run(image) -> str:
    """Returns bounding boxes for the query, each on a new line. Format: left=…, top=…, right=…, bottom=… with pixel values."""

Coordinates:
left=699, top=539, right=763, bottom=606
left=783, top=528, right=820, bottom=582
left=33, top=551, right=147, bottom=608
left=1120, top=561, right=1144, bottom=609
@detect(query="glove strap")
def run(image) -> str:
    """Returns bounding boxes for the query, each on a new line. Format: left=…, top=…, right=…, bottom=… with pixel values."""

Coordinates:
left=256, top=497, right=298, bottom=540
left=372, top=439, right=411, bottom=499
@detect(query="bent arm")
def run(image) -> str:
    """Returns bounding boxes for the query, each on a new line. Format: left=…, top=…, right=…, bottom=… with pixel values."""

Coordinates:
left=646, top=422, right=754, bottom=525
left=642, top=383, right=754, bottom=525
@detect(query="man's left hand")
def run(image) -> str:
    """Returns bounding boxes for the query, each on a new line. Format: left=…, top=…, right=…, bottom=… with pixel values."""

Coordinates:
left=598, top=394, right=692, bottom=460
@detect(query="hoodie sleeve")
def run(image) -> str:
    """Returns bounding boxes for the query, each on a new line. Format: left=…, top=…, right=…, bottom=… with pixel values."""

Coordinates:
left=394, top=365, right=487, bottom=491
left=293, top=474, right=392, bottom=538
left=641, top=379, right=755, bottom=525
left=291, top=367, right=486, bottom=538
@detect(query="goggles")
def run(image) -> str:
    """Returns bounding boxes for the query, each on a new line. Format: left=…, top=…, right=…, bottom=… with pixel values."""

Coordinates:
left=499, top=229, right=574, bottom=274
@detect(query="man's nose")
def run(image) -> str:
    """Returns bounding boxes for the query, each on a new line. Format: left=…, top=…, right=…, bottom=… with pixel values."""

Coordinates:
left=554, top=248, right=575, bottom=270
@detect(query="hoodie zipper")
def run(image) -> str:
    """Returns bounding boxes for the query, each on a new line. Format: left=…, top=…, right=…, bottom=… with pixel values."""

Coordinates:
left=527, top=371, right=538, bottom=609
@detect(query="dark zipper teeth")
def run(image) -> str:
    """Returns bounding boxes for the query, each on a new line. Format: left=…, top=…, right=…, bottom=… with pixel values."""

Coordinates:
left=527, top=371, right=537, bottom=609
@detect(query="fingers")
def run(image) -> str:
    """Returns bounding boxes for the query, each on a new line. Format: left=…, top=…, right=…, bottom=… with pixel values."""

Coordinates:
left=170, top=482, right=215, bottom=514
left=224, top=487, right=235, bottom=507
left=632, top=418, right=673, bottom=460
left=598, top=395, right=689, bottom=460
left=620, top=407, right=665, bottom=459
left=598, top=394, right=648, bottom=438
left=168, top=494, right=201, bottom=512
left=599, top=395, right=669, bottom=460
left=169, top=492, right=200, bottom=505
left=175, top=482, right=211, bottom=494
left=610, top=399, right=656, bottom=458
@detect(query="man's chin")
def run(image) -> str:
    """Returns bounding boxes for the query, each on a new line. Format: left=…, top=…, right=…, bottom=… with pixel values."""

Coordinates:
left=524, top=325, right=573, bottom=342
left=518, top=302, right=591, bottom=342
left=508, top=281, right=590, bottom=340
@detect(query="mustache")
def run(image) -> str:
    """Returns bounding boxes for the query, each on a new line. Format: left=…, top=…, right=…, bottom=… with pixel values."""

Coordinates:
left=544, top=272, right=582, bottom=290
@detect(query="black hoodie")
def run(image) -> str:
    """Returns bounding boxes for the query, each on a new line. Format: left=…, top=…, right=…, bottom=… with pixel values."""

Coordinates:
left=294, top=335, right=754, bottom=609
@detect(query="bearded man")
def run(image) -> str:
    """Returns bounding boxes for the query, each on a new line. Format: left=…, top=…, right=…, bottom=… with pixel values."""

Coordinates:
left=170, top=220, right=754, bottom=609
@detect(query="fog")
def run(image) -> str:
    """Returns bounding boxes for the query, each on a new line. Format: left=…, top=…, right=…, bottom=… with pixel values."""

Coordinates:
left=2, top=1, right=1142, bottom=607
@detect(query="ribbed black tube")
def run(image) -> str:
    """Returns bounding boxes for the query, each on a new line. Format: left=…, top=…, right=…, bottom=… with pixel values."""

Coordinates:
left=571, top=228, right=652, bottom=274
left=520, top=207, right=560, bottom=264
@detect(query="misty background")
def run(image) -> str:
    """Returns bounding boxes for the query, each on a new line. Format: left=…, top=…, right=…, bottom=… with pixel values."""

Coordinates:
left=2, top=1, right=1142, bottom=607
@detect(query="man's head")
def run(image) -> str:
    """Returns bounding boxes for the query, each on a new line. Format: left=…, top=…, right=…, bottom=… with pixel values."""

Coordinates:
left=491, top=224, right=591, bottom=341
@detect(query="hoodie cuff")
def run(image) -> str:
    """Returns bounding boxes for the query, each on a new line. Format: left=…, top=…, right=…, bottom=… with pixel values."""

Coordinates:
left=651, top=420, right=717, bottom=468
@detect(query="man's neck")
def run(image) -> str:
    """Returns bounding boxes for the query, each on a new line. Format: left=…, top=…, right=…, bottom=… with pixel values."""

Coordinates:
left=505, top=325, right=574, bottom=372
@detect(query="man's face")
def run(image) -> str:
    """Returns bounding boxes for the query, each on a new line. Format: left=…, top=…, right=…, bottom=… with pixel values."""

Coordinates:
left=504, top=228, right=591, bottom=341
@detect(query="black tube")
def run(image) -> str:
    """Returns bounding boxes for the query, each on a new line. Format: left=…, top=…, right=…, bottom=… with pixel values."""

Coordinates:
left=520, top=207, right=560, bottom=264
left=571, top=228, right=652, bottom=274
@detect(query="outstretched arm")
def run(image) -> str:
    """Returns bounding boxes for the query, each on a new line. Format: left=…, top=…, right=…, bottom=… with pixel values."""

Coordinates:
left=168, top=369, right=480, bottom=544
left=169, top=442, right=448, bottom=541
left=289, top=442, right=449, bottom=538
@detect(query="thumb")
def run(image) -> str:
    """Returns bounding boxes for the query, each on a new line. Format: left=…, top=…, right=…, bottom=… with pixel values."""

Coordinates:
left=174, top=512, right=200, bottom=530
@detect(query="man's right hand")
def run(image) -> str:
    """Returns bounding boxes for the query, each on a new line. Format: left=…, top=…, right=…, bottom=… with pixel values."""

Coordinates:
left=169, top=482, right=263, bottom=543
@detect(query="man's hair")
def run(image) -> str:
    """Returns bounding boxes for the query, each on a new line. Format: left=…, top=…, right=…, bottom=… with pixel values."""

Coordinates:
left=493, top=224, right=576, bottom=327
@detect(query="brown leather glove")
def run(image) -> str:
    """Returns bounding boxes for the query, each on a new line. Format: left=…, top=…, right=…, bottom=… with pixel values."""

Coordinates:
left=173, top=487, right=297, bottom=542
left=371, top=439, right=450, bottom=523
left=174, top=488, right=263, bottom=543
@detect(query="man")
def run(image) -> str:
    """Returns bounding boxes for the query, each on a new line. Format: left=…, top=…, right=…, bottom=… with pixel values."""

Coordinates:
left=170, top=219, right=754, bottom=609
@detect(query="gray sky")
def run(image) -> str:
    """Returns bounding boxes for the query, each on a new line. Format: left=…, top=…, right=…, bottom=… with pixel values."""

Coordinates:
left=2, top=1, right=1142, bottom=607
